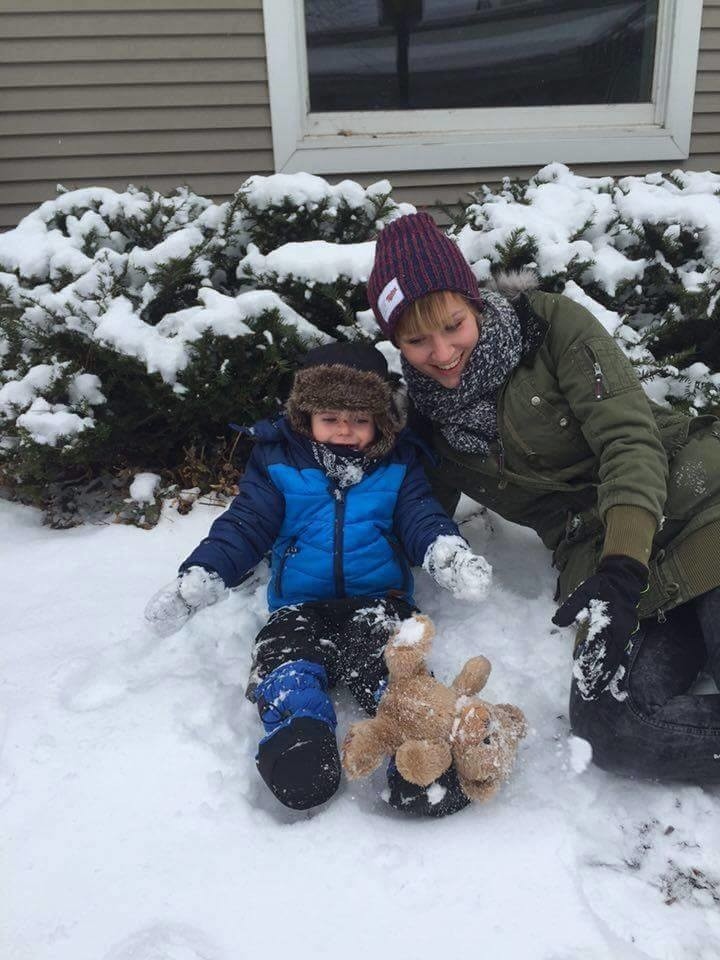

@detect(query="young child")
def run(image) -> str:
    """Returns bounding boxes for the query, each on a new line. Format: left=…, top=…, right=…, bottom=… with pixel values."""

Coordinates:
left=145, top=343, right=491, bottom=814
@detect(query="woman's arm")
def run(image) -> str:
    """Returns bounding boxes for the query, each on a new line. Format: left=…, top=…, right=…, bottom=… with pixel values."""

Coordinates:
left=532, top=291, right=667, bottom=564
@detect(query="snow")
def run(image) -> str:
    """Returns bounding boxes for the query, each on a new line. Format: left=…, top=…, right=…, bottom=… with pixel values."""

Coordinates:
left=71, top=288, right=329, bottom=389
left=392, top=616, right=426, bottom=648
left=568, top=735, right=593, bottom=774
left=240, top=239, right=376, bottom=285
left=15, top=397, right=94, bottom=445
left=0, top=363, right=64, bottom=416
left=572, top=598, right=612, bottom=700
left=5, top=496, right=718, bottom=960
left=129, top=472, right=161, bottom=505
left=67, top=372, right=106, bottom=407
left=240, top=173, right=410, bottom=220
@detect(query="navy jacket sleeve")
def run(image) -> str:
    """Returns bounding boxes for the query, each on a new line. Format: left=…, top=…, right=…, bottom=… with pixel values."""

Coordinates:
left=179, top=446, right=284, bottom=588
left=393, top=453, right=463, bottom=566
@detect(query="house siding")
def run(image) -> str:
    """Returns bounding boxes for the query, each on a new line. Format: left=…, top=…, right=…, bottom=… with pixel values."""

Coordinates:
left=1, top=0, right=719, bottom=230
left=0, top=0, right=270, bottom=229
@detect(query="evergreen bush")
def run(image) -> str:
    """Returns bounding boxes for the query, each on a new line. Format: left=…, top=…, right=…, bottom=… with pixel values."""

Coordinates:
left=1, top=164, right=719, bottom=528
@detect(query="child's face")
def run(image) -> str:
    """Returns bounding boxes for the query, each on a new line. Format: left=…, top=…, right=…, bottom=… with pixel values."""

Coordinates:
left=310, top=410, right=375, bottom=451
left=396, top=292, right=479, bottom=388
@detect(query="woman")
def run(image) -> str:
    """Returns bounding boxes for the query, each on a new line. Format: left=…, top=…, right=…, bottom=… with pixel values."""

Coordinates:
left=367, top=212, right=720, bottom=783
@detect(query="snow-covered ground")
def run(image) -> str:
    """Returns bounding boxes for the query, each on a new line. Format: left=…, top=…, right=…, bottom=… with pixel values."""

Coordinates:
left=3, top=495, right=719, bottom=960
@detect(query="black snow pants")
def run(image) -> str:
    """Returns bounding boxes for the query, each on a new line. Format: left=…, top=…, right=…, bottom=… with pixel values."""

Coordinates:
left=246, top=596, right=471, bottom=816
left=570, top=587, right=720, bottom=781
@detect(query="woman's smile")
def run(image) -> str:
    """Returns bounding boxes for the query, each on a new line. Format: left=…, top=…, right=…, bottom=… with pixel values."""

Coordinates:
left=398, top=295, right=479, bottom=387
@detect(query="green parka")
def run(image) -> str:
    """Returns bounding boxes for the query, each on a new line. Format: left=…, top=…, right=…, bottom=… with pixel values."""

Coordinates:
left=418, top=290, right=720, bottom=621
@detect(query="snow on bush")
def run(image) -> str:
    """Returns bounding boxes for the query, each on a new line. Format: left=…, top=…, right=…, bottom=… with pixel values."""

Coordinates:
left=455, top=162, right=720, bottom=411
left=0, top=178, right=408, bottom=522
left=1, top=165, right=719, bottom=526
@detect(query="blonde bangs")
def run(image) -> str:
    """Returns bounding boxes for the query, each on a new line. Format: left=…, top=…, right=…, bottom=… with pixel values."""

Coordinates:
left=396, top=291, right=474, bottom=340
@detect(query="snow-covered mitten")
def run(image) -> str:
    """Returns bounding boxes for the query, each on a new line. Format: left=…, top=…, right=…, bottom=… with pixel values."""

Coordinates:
left=423, top=534, right=492, bottom=601
left=552, top=555, right=648, bottom=700
left=144, top=565, right=226, bottom=636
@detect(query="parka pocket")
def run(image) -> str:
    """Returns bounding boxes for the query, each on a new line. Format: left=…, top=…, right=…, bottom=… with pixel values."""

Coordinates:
left=576, top=337, right=639, bottom=399
left=505, top=374, right=588, bottom=469
left=273, top=538, right=299, bottom=595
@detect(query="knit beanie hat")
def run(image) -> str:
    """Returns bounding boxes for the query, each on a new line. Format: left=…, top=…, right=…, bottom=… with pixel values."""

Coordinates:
left=367, top=212, right=481, bottom=341
left=286, top=343, right=404, bottom=460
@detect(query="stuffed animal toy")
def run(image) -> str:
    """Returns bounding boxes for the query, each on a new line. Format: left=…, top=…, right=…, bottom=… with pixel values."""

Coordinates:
left=342, top=614, right=526, bottom=802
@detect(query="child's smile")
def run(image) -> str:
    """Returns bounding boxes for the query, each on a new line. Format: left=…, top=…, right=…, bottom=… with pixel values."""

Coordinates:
left=310, top=409, right=375, bottom=451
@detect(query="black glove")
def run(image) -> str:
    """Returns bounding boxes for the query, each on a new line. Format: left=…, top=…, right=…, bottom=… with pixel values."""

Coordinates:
left=552, top=555, right=648, bottom=700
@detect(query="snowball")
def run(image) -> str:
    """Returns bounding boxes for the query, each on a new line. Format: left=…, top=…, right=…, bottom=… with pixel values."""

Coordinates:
left=129, top=472, right=161, bottom=505
left=568, top=736, right=593, bottom=774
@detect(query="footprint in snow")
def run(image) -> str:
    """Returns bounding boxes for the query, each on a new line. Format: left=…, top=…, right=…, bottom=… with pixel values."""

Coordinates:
left=578, top=815, right=720, bottom=958
left=58, top=660, right=128, bottom=712
left=102, top=923, right=223, bottom=960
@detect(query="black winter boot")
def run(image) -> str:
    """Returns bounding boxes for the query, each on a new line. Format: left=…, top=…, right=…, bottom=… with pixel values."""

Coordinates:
left=256, top=717, right=341, bottom=810
left=385, top=760, right=471, bottom=818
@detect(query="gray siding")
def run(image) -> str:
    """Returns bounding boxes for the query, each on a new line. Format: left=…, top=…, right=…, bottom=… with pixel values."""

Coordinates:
left=1, top=0, right=720, bottom=229
left=0, top=0, right=270, bottom=229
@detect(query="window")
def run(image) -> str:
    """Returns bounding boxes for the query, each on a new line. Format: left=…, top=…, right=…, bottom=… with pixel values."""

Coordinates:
left=262, top=0, right=702, bottom=173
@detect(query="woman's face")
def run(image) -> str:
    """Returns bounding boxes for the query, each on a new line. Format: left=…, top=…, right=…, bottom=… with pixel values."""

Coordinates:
left=396, top=293, right=480, bottom=388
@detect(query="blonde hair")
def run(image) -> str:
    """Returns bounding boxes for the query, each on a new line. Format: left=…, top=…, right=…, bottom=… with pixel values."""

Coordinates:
left=395, top=290, right=477, bottom=340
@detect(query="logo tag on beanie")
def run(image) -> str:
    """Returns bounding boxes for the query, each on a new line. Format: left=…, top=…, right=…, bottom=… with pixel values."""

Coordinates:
left=378, top=277, right=405, bottom=324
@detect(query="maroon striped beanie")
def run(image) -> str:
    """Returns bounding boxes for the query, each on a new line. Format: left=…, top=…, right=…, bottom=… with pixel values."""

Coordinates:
left=367, top=212, right=481, bottom=340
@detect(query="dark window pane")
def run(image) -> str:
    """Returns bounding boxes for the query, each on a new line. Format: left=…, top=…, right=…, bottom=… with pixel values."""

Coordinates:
left=305, top=0, right=659, bottom=111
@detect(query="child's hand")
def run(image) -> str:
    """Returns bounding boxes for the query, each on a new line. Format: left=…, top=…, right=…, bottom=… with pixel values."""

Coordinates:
left=144, top=566, right=226, bottom=636
left=423, top=535, right=492, bottom=601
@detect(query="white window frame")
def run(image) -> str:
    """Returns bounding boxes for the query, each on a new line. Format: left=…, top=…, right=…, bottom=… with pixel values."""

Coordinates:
left=262, top=0, right=702, bottom=174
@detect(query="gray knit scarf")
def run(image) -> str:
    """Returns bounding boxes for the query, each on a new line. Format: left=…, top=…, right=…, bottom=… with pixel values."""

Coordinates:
left=310, top=441, right=374, bottom=489
left=401, top=291, right=522, bottom=457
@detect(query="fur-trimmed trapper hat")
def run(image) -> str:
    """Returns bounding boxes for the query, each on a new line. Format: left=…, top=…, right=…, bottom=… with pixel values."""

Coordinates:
left=287, top=343, right=404, bottom=460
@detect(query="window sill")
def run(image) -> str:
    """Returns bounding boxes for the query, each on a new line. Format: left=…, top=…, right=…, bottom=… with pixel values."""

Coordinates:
left=275, top=123, right=690, bottom=175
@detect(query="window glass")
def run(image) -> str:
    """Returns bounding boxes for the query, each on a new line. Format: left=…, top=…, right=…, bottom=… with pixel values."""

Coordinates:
left=305, top=0, right=659, bottom=111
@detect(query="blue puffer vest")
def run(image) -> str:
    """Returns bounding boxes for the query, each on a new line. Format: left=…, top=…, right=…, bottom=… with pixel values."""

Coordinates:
left=181, top=417, right=459, bottom=610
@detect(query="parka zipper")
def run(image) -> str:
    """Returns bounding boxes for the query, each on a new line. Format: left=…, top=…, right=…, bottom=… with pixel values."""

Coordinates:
left=274, top=537, right=298, bottom=595
left=333, top=487, right=346, bottom=597
left=584, top=346, right=606, bottom=400
left=593, top=362, right=605, bottom=401
left=496, top=443, right=508, bottom=489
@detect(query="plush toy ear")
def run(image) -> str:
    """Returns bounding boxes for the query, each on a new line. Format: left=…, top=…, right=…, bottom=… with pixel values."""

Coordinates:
left=452, top=655, right=491, bottom=696
left=494, top=704, right=528, bottom=741
left=456, top=771, right=499, bottom=803
left=384, top=614, right=435, bottom=680
left=395, top=739, right=453, bottom=787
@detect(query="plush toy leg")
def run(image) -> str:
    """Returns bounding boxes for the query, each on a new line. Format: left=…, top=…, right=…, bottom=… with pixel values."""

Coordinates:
left=452, top=656, right=491, bottom=697
left=384, top=614, right=435, bottom=681
left=342, top=717, right=395, bottom=780
left=395, top=739, right=453, bottom=787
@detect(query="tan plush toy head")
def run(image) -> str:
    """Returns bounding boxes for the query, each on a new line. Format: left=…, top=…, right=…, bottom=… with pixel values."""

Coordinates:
left=342, top=614, right=526, bottom=804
